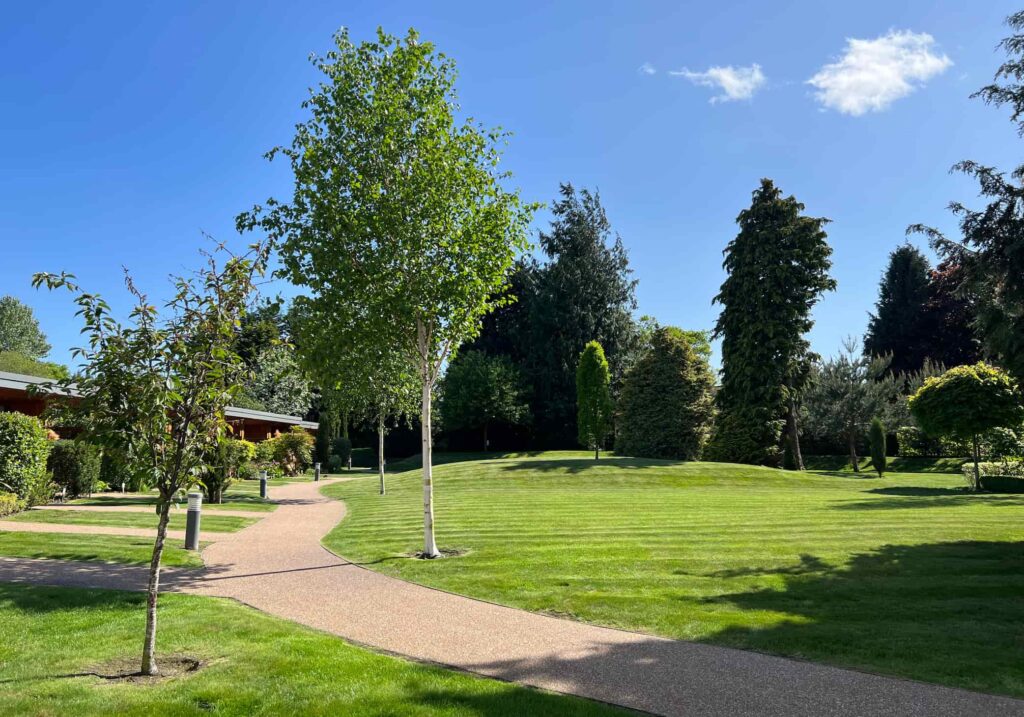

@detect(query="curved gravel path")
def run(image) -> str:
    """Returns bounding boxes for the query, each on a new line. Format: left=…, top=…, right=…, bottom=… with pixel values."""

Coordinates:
left=2, top=477, right=1023, bottom=717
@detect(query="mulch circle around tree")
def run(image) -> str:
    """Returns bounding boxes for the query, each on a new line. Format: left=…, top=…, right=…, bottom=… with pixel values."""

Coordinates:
left=76, top=655, right=203, bottom=683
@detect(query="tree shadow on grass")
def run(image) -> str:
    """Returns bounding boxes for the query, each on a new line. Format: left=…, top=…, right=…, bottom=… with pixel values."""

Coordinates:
left=498, top=457, right=684, bottom=475
left=835, top=493, right=1024, bottom=511
left=701, top=540, right=1024, bottom=698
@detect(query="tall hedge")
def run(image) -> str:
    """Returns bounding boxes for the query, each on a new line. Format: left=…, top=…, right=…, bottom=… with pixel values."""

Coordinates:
left=48, top=439, right=102, bottom=498
left=615, top=327, right=715, bottom=460
left=0, top=412, right=51, bottom=503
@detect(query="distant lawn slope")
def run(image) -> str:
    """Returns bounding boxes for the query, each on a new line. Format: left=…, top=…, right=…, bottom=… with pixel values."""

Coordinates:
left=323, top=452, right=1024, bottom=698
left=802, top=455, right=968, bottom=473
left=0, top=584, right=623, bottom=716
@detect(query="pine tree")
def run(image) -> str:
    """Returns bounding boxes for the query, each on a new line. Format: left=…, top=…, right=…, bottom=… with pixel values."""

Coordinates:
left=863, top=244, right=934, bottom=374
left=707, top=179, right=836, bottom=465
left=868, top=416, right=887, bottom=477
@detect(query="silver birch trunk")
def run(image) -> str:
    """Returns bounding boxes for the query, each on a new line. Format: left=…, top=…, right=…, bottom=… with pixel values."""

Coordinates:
left=141, top=498, right=171, bottom=675
left=378, top=412, right=386, bottom=496
left=418, top=321, right=440, bottom=558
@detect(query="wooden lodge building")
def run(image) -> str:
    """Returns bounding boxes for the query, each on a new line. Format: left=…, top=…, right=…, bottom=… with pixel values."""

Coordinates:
left=0, top=370, right=317, bottom=442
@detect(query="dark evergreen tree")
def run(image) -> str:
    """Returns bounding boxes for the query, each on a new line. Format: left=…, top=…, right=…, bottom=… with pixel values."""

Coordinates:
left=863, top=244, right=933, bottom=375
left=615, top=327, right=715, bottom=460
left=467, top=184, right=638, bottom=448
left=706, top=179, right=836, bottom=466
left=924, top=260, right=982, bottom=368
left=912, top=11, right=1024, bottom=382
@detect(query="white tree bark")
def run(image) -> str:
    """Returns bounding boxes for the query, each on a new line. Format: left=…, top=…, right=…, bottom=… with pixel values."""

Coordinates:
left=378, top=412, right=386, bottom=496
left=418, top=320, right=440, bottom=558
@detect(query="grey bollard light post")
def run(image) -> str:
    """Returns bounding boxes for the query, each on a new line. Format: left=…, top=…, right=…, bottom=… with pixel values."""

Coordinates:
left=314, top=462, right=321, bottom=482
left=185, top=491, right=202, bottom=551
left=259, top=470, right=268, bottom=499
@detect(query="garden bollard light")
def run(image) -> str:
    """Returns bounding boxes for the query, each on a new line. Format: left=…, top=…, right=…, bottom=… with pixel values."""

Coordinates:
left=314, top=462, right=321, bottom=482
left=185, top=491, right=202, bottom=551
left=259, top=470, right=268, bottom=499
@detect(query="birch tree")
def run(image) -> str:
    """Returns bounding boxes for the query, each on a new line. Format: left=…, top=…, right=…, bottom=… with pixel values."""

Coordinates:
left=238, top=28, right=535, bottom=557
left=33, top=242, right=267, bottom=675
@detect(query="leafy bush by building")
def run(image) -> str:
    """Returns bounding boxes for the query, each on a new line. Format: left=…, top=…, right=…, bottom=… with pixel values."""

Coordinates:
left=273, top=427, right=314, bottom=476
left=47, top=439, right=102, bottom=498
left=615, top=327, right=715, bottom=460
left=0, top=412, right=51, bottom=503
left=201, top=438, right=256, bottom=503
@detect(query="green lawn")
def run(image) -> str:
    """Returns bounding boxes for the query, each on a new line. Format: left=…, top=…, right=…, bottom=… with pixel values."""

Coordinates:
left=323, top=452, right=1024, bottom=697
left=8, top=510, right=256, bottom=533
left=71, top=489, right=276, bottom=512
left=0, top=532, right=204, bottom=567
left=0, top=584, right=622, bottom=716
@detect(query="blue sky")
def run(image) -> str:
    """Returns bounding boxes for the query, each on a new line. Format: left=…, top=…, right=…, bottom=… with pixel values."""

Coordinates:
left=1, top=1, right=1019, bottom=369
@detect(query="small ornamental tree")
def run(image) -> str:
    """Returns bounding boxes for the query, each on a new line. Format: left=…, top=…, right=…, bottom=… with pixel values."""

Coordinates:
left=33, top=241, right=267, bottom=676
left=440, top=350, right=530, bottom=452
left=909, top=362, right=1024, bottom=489
left=239, top=29, right=536, bottom=557
left=868, top=417, right=887, bottom=477
left=577, top=341, right=612, bottom=460
left=615, top=327, right=715, bottom=460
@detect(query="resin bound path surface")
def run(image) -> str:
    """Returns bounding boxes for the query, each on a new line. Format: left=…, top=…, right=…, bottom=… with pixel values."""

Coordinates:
left=1, top=477, right=1022, bottom=717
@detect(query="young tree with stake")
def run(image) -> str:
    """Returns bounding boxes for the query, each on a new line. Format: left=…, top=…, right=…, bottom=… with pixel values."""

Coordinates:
left=33, top=242, right=268, bottom=676
left=238, top=29, right=536, bottom=557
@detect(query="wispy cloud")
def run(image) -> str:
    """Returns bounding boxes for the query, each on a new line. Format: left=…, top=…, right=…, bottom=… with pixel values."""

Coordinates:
left=808, top=30, right=952, bottom=115
left=671, top=64, right=766, bottom=103
left=638, top=62, right=656, bottom=76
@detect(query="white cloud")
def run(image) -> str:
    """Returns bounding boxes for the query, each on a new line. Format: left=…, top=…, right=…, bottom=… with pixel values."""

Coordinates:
left=638, top=62, right=656, bottom=76
left=808, top=30, right=952, bottom=115
left=671, top=64, right=766, bottom=103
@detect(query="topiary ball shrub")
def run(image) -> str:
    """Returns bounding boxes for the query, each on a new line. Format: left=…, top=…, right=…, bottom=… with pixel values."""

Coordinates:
left=327, top=454, right=345, bottom=473
left=0, top=412, right=51, bottom=503
left=48, top=439, right=102, bottom=498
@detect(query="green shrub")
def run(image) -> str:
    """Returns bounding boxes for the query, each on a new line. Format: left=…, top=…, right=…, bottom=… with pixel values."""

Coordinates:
left=327, top=454, right=345, bottom=473
left=0, top=412, right=51, bottom=503
left=963, top=459, right=1024, bottom=482
left=896, top=426, right=971, bottom=458
left=0, top=491, right=24, bottom=517
left=255, top=437, right=278, bottom=465
left=47, top=440, right=102, bottom=498
left=868, top=417, right=886, bottom=477
left=704, top=409, right=784, bottom=466
left=0, top=350, right=68, bottom=379
left=202, top=438, right=257, bottom=503
left=615, top=327, right=715, bottom=461
left=350, top=446, right=374, bottom=468
left=331, top=436, right=353, bottom=467
left=273, top=427, right=314, bottom=476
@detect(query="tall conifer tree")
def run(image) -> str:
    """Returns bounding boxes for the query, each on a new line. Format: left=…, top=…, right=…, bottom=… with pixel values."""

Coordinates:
left=707, top=179, right=836, bottom=466
left=863, top=244, right=933, bottom=374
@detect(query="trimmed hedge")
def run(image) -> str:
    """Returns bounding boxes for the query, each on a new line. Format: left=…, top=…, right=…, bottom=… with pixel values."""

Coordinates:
left=0, top=412, right=51, bottom=503
left=47, top=440, right=102, bottom=498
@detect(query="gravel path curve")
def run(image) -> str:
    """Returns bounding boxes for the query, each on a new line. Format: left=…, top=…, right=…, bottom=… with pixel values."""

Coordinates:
left=2, top=477, right=1023, bottom=717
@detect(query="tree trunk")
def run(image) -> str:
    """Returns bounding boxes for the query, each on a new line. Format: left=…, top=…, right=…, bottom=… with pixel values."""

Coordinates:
left=141, top=497, right=172, bottom=675
left=483, top=423, right=488, bottom=453
left=342, top=411, right=352, bottom=470
left=972, top=434, right=981, bottom=491
left=787, top=399, right=805, bottom=471
left=378, top=413, right=386, bottom=496
left=595, top=444, right=599, bottom=461
left=848, top=432, right=860, bottom=473
left=418, top=322, right=440, bottom=559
